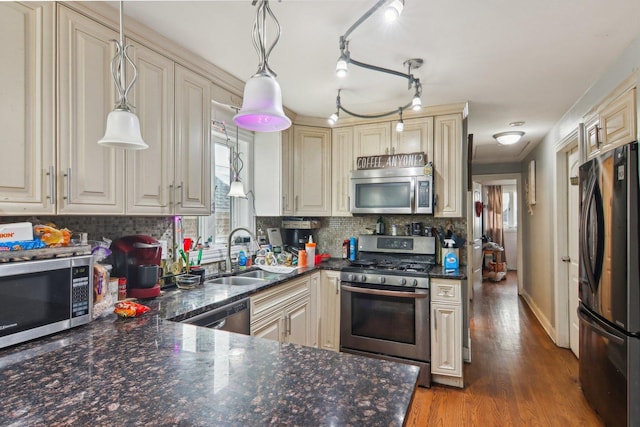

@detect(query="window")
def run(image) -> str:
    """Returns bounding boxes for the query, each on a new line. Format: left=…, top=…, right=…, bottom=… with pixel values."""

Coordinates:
left=198, top=109, right=254, bottom=251
left=502, top=185, right=517, bottom=229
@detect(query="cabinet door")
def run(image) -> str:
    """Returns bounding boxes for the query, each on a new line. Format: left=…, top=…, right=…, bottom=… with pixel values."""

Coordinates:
left=354, top=122, right=391, bottom=157
left=126, top=41, right=175, bottom=214
left=433, top=114, right=463, bottom=217
left=174, top=65, right=211, bottom=215
left=286, top=296, right=312, bottom=346
left=282, top=128, right=295, bottom=215
left=391, top=117, right=434, bottom=159
left=431, top=302, right=462, bottom=377
left=331, top=127, right=354, bottom=216
left=308, top=272, right=320, bottom=348
left=599, top=87, right=636, bottom=150
left=293, top=126, right=331, bottom=216
left=319, top=271, right=341, bottom=352
left=0, top=2, right=55, bottom=214
left=58, top=6, right=125, bottom=214
left=584, top=115, right=601, bottom=159
left=251, top=313, right=285, bottom=343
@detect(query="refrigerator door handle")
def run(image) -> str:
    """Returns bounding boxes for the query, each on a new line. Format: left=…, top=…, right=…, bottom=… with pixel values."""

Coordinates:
left=578, top=307, right=625, bottom=345
left=580, top=173, right=604, bottom=294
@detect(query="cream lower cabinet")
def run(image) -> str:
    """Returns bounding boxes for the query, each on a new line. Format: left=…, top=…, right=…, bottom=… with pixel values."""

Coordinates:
left=0, top=2, right=55, bottom=214
left=58, top=5, right=125, bottom=214
left=319, top=270, right=341, bottom=352
left=251, top=275, right=314, bottom=346
left=431, top=278, right=463, bottom=388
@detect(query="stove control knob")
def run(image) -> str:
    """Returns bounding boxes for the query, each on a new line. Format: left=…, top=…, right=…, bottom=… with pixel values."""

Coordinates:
left=348, top=274, right=355, bottom=281
left=412, top=279, right=418, bottom=287
left=360, top=274, right=367, bottom=282
left=379, top=276, right=386, bottom=284
left=399, top=278, right=407, bottom=286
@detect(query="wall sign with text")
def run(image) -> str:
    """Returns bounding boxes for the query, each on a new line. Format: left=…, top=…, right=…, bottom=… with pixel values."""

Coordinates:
left=356, top=152, right=425, bottom=170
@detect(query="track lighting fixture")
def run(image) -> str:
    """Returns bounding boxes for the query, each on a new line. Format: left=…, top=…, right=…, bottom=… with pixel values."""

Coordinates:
left=396, top=108, right=404, bottom=132
left=331, top=0, right=422, bottom=125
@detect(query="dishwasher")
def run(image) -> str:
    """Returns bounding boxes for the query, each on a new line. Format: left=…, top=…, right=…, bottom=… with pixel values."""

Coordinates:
left=181, top=298, right=250, bottom=335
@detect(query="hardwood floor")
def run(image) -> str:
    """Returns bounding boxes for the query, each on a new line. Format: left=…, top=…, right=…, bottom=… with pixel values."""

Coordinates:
left=405, top=271, right=603, bottom=426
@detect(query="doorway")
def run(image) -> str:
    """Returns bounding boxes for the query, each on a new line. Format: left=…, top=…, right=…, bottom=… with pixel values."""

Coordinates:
left=553, top=130, right=580, bottom=355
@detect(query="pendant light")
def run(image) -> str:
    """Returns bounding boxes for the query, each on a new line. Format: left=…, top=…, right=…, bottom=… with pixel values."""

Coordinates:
left=98, top=1, right=148, bottom=150
left=234, top=0, right=291, bottom=133
left=228, top=114, right=247, bottom=198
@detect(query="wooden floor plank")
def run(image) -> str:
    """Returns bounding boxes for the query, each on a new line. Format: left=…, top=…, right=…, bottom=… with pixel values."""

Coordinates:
left=405, top=271, right=603, bottom=426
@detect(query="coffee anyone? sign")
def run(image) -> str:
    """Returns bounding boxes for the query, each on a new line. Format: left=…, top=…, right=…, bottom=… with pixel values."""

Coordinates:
left=356, top=152, right=425, bottom=170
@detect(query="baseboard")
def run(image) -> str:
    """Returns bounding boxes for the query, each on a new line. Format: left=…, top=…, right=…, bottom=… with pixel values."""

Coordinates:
left=431, top=374, right=464, bottom=388
left=519, top=289, right=557, bottom=344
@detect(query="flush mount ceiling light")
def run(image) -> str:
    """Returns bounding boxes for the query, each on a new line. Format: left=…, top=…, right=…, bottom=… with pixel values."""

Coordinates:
left=493, top=131, right=525, bottom=145
left=330, top=0, right=422, bottom=131
left=234, top=0, right=291, bottom=133
left=98, top=1, right=148, bottom=150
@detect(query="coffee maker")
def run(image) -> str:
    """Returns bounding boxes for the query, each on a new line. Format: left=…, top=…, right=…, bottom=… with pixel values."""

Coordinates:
left=111, top=235, right=162, bottom=299
left=283, top=228, right=312, bottom=251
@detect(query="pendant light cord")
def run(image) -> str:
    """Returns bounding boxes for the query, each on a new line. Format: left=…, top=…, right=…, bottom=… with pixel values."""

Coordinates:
left=111, top=0, right=138, bottom=111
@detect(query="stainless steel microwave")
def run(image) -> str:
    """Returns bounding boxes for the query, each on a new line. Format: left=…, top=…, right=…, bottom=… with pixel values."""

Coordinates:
left=0, top=255, right=93, bottom=349
left=350, top=166, right=434, bottom=214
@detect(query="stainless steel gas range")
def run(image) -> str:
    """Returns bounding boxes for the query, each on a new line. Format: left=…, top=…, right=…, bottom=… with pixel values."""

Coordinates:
left=340, top=235, right=436, bottom=387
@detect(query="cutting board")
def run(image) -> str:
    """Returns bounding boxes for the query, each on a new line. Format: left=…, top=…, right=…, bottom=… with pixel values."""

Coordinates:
left=266, top=228, right=283, bottom=247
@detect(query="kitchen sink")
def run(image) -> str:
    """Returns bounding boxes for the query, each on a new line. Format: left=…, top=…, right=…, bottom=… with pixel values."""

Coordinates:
left=237, top=270, right=285, bottom=280
left=208, top=276, right=264, bottom=286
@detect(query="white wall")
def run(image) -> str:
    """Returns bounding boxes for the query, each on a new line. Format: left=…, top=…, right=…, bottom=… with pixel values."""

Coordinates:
left=520, top=34, right=640, bottom=339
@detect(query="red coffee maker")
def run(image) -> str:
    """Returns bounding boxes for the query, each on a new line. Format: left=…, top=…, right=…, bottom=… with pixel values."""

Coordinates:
left=111, top=235, right=162, bottom=299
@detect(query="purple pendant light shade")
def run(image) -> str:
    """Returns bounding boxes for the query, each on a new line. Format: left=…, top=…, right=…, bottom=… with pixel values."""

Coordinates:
left=234, top=0, right=291, bottom=133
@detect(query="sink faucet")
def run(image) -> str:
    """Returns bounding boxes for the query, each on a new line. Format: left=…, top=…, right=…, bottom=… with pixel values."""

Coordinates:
left=226, top=227, right=257, bottom=273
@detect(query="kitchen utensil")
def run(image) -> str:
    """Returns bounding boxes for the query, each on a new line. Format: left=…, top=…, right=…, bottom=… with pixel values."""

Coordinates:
left=183, top=238, right=192, bottom=252
left=266, top=228, right=283, bottom=247
left=197, top=249, right=202, bottom=265
left=176, top=274, right=201, bottom=290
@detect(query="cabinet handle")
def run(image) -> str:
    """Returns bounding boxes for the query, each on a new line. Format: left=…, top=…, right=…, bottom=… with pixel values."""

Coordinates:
left=385, top=147, right=389, bottom=155
left=64, top=168, right=71, bottom=201
left=433, top=309, right=437, bottom=334
left=286, top=314, right=291, bottom=335
left=169, top=183, right=174, bottom=206
left=282, top=196, right=286, bottom=211
left=335, top=279, right=340, bottom=295
left=47, top=166, right=55, bottom=205
left=295, top=195, right=298, bottom=211
left=594, top=125, right=601, bottom=148
left=178, top=181, right=184, bottom=206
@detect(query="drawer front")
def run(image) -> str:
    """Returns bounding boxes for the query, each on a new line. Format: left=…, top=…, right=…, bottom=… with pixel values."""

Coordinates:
left=431, top=279, right=461, bottom=303
left=251, top=276, right=310, bottom=321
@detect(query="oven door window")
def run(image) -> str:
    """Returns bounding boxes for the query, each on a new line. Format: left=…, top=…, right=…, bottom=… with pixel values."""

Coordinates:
left=351, top=288, right=416, bottom=344
left=0, top=268, right=71, bottom=337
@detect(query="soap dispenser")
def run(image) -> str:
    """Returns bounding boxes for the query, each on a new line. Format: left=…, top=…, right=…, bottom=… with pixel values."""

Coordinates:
left=443, top=239, right=459, bottom=272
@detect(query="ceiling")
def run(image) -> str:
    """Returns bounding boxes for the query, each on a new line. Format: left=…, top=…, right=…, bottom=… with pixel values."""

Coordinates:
left=110, top=0, right=640, bottom=165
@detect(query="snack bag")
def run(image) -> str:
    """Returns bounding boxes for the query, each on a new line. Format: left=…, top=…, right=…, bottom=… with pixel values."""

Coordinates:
left=114, top=301, right=150, bottom=318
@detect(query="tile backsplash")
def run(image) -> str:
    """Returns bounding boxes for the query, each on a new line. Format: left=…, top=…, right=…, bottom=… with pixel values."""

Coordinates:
left=257, top=215, right=468, bottom=264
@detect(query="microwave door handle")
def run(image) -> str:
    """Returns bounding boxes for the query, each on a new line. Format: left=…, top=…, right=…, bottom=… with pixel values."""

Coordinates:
left=342, top=285, right=427, bottom=299
left=410, top=178, right=416, bottom=212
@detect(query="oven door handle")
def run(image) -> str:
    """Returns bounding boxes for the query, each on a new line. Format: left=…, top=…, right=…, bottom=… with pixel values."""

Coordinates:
left=341, top=284, right=427, bottom=299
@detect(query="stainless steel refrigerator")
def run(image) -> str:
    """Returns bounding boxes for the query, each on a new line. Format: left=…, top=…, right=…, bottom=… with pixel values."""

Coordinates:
left=578, top=141, right=639, bottom=427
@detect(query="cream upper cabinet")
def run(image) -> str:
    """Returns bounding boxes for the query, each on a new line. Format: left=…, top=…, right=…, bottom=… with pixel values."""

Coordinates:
left=431, top=278, right=463, bottom=388
left=391, top=116, right=434, bottom=158
left=354, top=122, right=391, bottom=157
left=331, top=127, right=354, bottom=216
left=318, top=270, right=341, bottom=352
left=126, top=41, right=175, bottom=215
left=58, top=5, right=125, bottom=214
left=174, top=65, right=211, bottom=215
left=586, top=87, right=636, bottom=159
left=282, top=128, right=295, bottom=216
left=0, top=2, right=55, bottom=214
left=433, top=114, right=463, bottom=218
left=293, top=125, right=332, bottom=216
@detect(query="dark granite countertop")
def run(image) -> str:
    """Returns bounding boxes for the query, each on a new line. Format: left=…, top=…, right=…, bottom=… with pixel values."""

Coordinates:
left=0, top=262, right=419, bottom=426
left=428, top=265, right=467, bottom=280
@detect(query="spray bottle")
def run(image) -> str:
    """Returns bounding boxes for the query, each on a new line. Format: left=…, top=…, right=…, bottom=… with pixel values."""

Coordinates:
left=443, top=238, right=459, bottom=272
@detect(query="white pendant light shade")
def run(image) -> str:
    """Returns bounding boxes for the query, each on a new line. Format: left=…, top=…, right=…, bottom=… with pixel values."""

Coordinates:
left=98, top=109, right=148, bottom=150
left=228, top=180, right=247, bottom=198
left=234, top=74, right=291, bottom=132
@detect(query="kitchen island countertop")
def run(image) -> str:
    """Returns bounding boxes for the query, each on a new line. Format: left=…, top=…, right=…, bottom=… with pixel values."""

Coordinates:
left=0, top=266, right=418, bottom=426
